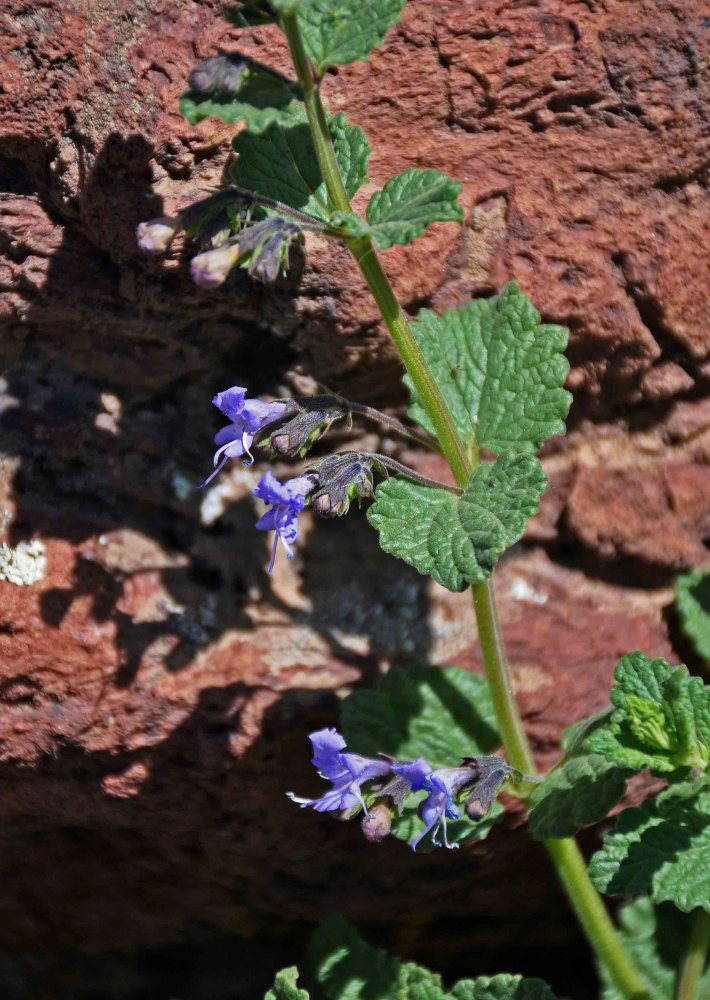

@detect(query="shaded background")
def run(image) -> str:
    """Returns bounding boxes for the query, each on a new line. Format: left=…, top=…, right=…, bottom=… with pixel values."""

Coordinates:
left=0, top=0, right=709, bottom=996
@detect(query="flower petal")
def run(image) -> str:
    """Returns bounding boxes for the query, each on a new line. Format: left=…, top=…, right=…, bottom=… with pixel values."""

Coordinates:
left=392, top=756, right=433, bottom=791
left=213, top=386, right=248, bottom=421
left=308, top=728, right=346, bottom=778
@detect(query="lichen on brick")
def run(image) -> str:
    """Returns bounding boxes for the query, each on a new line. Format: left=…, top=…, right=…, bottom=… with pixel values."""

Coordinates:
left=0, top=539, right=47, bottom=586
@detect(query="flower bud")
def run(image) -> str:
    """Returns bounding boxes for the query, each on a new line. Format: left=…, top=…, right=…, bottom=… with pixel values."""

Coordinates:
left=308, top=453, right=375, bottom=518
left=190, top=244, right=242, bottom=289
left=361, top=803, right=392, bottom=842
left=137, top=217, right=180, bottom=253
left=463, top=758, right=512, bottom=820
left=188, top=53, right=248, bottom=97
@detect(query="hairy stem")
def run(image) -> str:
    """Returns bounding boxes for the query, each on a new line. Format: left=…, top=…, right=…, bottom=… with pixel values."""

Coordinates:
left=280, top=11, right=470, bottom=488
left=368, top=453, right=462, bottom=494
left=675, top=910, right=710, bottom=1000
left=280, top=14, right=647, bottom=1000
left=346, top=401, right=442, bottom=453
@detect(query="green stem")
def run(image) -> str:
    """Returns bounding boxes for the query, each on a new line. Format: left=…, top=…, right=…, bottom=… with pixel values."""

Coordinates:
left=546, top=839, right=648, bottom=1000
left=280, top=14, right=647, bottom=1000
left=472, top=577, right=536, bottom=774
left=280, top=11, right=470, bottom=489
left=675, top=910, right=710, bottom=1000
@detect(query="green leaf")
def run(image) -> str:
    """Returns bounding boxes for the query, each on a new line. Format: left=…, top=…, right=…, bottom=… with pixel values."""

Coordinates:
left=589, top=779, right=710, bottom=912
left=367, top=454, right=547, bottom=592
left=392, top=795, right=503, bottom=854
left=528, top=754, right=630, bottom=841
left=364, top=169, right=463, bottom=248
left=231, top=112, right=370, bottom=220
left=447, top=974, right=559, bottom=1000
left=307, top=914, right=402, bottom=1000
left=305, top=918, right=559, bottom=1000
left=399, top=963, right=446, bottom=1000
left=341, top=664, right=500, bottom=764
left=265, top=968, right=310, bottom=1000
left=404, top=284, right=571, bottom=455
left=272, top=0, right=406, bottom=75
left=527, top=708, right=630, bottom=839
left=179, top=62, right=304, bottom=132
left=586, top=651, right=710, bottom=776
left=676, top=569, right=710, bottom=664
left=598, top=897, right=710, bottom=1000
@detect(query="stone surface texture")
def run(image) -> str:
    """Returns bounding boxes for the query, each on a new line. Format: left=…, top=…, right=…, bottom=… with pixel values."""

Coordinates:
left=0, top=0, right=709, bottom=996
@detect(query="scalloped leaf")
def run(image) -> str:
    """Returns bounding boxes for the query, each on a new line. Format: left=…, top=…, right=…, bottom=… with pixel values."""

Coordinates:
left=405, top=284, right=570, bottom=455
left=341, top=663, right=500, bottom=765
left=364, top=168, right=463, bottom=248
left=676, top=568, right=710, bottom=664
left=272, top=0, right=406, bottom=74
left=586, top=651, right=710, bottom=776
left=265, top=968, right=310, bottom=1000
left=231, top=112, right=370, bottom=220
left=528, top=753, right=631, bottom=841
left=180, top=57, right=304, bottom=131
left=598, top=897, right=710, bottom=1000
left=589, top=779, right=710, bottom=912
left=448, top=975, right=559, bottom=1000
left=367, top=454, right=547, bottom=592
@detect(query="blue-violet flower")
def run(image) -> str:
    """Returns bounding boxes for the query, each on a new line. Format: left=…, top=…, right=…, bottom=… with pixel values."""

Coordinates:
left=253, top=470, right=316, bottom=572
left=200, top=386, right=289, bottom=486
left=392, top=757, right=463, bottom=851
left=287, top=728, right=391, bottom=815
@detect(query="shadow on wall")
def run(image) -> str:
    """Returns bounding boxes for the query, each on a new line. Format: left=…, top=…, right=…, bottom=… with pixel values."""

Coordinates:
left=0, top=129, right=476, bottom=998
left=0, top=128, right=435, bottom=684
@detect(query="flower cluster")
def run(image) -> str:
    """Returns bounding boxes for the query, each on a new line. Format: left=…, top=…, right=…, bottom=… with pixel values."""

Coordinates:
left=137, top=189, right=306, bottom=288
left=287, top=729, right=517, bottom=852
left=200, top=386, right=377, bottom=572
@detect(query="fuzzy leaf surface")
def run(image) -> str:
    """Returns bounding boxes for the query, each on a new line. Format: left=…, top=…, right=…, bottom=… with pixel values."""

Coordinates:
left=448, top=975, right=559, bottom=1000
left=341, top=664, right=500, bottom=764
left=180, top=63, right=304, bottom=131
left=364, top=168, right=463, bottom=248
left=231, top=113, right=369, bottom=220
left=587, top=651, right=710, bottom=776
left=265, top=968, right=310, bottom=1000
left=405, top=283, right=570, bottom=455
left=272, top=0, right=406, bottom=74
left=308, top=915, right=402, bottom=1000
left=367, top=454, right=547, bottom=591
left=589, top=779, right=710, bottom=912
left=528, top=753, right=631, bottom=841
left=305, top=918, right=559, bottom=1000
left=676, top=569, right=710, bottom=664
left=598, top=897, right=710, bottom=1000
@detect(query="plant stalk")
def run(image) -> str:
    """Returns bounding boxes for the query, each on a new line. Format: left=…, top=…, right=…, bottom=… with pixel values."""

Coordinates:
left=675, top=909, right=710, bottom=1000
left=280, top=12, right=470, bottom=489
left=281, top=14, right=648, bottom=1000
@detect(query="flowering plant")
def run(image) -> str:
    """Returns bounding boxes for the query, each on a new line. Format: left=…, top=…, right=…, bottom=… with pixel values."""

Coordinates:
left=137, top=3, right=710, bottom=999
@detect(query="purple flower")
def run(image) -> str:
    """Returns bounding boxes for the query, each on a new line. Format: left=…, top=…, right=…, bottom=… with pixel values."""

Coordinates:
left=190, top=244, right=242, bottom=288
left=287, top=728, right=392, bottom=815
left=200, top=386, right=289, bottom=487
left=392, top=757, right=462, bottom=851
left=253, top=471, right=316, bottom=572
left=137, top=216, right=180, bottom=253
